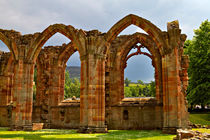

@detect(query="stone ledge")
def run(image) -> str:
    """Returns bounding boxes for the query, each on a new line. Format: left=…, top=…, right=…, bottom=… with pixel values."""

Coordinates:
left=58, top=98, right=80, bottom=107
left=112, top=97, right=163, bottom=107
left=162, top=127, right=179, bottom=134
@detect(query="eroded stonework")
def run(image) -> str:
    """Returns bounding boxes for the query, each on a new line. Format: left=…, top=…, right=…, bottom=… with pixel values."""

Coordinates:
left=0, top=14, right=189, bottom=134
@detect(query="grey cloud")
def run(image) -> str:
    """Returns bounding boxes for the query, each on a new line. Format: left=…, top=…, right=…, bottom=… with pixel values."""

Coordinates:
left=0, top=0, right=209, bottom=82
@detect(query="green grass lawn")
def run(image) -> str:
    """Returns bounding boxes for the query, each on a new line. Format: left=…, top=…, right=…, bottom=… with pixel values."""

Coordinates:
left=189, top=113, right=210, bottom=125
left=192, top=128, right=210, bottom=133
left=0, top=113, right=209, bottom=139
left=1, top=128, right=209, bottom=140
left=0, top=127, right=175, bottom=140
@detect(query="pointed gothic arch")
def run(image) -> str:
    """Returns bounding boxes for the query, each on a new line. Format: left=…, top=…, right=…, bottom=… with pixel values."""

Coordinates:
left=27, top=24, right=84, bottom=62
left=106, top=14, right=166, bottom=55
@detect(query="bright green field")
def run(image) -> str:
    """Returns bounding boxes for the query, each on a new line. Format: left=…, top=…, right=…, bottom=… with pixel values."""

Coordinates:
left=124, top=83, right=143, bottom=87
left=189, top=113, right=210, bottom=125
left=0, top=127, right=175, bottom=140
left=0, top=113, right=209, bottom=139
left=0, top=128, right=209, bottom=140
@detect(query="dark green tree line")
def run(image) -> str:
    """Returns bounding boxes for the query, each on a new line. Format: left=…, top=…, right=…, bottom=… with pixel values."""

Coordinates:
left=184, top=20, right=210, bottom=108
left=64, top=71, right=80, bottom=99
left=124, top=78, right=156, bottom=97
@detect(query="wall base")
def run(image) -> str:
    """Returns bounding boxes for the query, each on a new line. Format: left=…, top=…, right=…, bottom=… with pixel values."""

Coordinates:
left=78, top=126, right=108, bottom=133
left=162, top=127, right=179, bottom=134
left=10, top=125, right=33, bottom=131
left=23, top=125, right=33, bottom=131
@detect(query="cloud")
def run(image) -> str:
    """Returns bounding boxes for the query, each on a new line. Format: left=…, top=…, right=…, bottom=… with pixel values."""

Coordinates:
left=125, top=54, right=154, bottom=83
left=0, top=0, right=209, bottom=82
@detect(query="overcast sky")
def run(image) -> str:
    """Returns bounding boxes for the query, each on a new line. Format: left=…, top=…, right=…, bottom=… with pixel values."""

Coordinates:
left=0, top=0, right=209, bottom=82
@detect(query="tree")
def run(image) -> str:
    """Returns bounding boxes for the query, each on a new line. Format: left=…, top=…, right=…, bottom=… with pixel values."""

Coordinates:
left=137, top=80, right=144, bottom=85
left=148, top=81, right=156, bottom=97
left=124, top=77, right=131, bottom=87
left=64, top=71, right=80, bottom=99
left=130, top=86, right=139, bottom=97
left=142, top=86, right=150, bottom=97
left=185, top=20, right=210, bottom=108
left=124, top=87, right=132, bottom=97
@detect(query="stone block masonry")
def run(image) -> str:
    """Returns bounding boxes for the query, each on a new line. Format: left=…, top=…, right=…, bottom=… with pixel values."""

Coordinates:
left=0, top=14, right=189, bottom=134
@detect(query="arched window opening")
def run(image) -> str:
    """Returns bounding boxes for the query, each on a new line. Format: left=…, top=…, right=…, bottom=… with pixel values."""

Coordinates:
left=64, top=51, right=81, bottom=100
left=0, top=40, right=10, bottom=52
left=34, top=33, right=71, bottom=102
left=124, top=43, right=156, bottom=98
left=33, top=66, right=37, bottom=101
left=44, top=33, right=71, bottom=47
left=118, top=25, right=148, bottom=36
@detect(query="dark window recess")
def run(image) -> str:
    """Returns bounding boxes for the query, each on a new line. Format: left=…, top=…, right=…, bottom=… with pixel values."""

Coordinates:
left=60, top=110, right=65, bottom=117
left=123, top=110, right=129, bottom=120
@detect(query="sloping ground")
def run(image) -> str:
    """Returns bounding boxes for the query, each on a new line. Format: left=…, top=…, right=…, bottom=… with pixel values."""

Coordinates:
left=66, top=66, right=80, bottom=79
left=189, top=113, right=210, bottom=125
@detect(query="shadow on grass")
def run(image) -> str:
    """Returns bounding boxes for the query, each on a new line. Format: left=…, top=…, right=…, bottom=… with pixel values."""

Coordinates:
left=0, top=127, right=175, bottom=140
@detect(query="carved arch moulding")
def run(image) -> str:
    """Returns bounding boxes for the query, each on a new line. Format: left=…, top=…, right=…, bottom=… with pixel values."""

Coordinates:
left=0, top=14, right=189, bottom=134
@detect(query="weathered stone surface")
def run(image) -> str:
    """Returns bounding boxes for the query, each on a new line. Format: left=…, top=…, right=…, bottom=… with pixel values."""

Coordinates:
left=32, top=123, right=44, bottom=130
left=0, top=14, right=189, bottom=133
left=178, top=129, right=194, bottom=139
left=174, top=129, right=210, bottom=140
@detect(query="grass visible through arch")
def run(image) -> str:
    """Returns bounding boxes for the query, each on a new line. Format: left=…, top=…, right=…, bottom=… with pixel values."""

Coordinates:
left=0, top=127, right=175, bottom=140
left=189, top=113, right=210, bottom=125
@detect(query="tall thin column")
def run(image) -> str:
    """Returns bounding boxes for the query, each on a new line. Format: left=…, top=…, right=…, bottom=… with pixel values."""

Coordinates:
left=11, top=60, right=34, bottom=130
left=79, top=54, right=107, bottom=133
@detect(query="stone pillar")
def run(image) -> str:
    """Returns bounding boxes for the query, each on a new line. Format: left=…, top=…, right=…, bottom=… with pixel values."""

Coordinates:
left=154, top=67, right=161, bottom=103
left=48, top=64, right=65, bottom=127
left=79, top=54, right=107, bottom=133
left=49, top=65, right=65, bottom=107
left=179, top=55, right=189, bottom=128
left=33, top=59, right=50, bottom=125
left=0, top=75, right=12, bottom=105
left=162, top=48, right=180, bottom=133
left=0, top=53, right=13, bottom=127
left=0, top=74, right=13, bottom=127
left=162, top=20, right=189, bottom=134
left=35, top=47, right=65, bottom=128
left=11, top=60, right=34, bottom=130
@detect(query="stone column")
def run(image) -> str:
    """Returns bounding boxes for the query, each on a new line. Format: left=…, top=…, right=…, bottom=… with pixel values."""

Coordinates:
left=162, top=48, right=180, bottom=133
left=48, top=64, right=65, bottom=127
left=0, top=74, right=13, bottom=127
left=179, top=55, right=189, bottom=128
left=49, top=65, right=65, bottom=107
left=11, top=59, right=34, bottom=130
left=79, top=53, right=107, bottom=133
left=0, top=75, right=12, bottom=105
left=35, top=47, right=65, bottom=128
left=162, top=20, right=189, bottom=134
left=0, top=53, right=13, bottom=127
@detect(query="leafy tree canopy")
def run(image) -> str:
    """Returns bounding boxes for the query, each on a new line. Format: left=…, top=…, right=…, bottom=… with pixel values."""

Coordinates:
left=125, top=77, right=131, bottom=87
left=184, top=20, right=210, bottom=108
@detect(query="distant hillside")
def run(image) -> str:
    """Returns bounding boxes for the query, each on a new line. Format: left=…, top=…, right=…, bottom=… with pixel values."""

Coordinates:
left=66, top=66, right=80, bottom=79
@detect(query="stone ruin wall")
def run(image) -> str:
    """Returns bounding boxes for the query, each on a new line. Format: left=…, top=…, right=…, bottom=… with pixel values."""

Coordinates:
left=0, top=52, right=12, bottom=126
left=32, top=36, right=163, bottom=130
left=0, top=14, right=189, bottom=134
